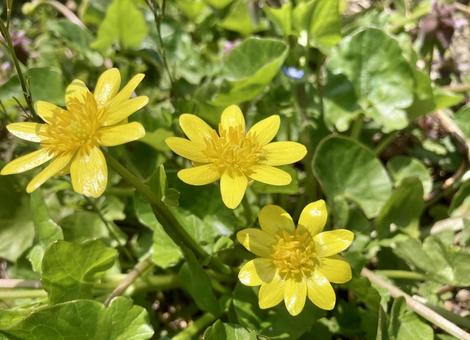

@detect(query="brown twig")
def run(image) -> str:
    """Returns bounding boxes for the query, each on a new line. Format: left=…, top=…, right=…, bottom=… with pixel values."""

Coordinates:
left=361, top=268, right=470, bottom=340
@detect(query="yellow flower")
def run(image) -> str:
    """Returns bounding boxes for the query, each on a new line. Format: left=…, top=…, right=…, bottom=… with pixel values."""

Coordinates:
left=165, top=105, right=307, bottom=209
left=1, top=68, right=148, bottom=197
left=237, top=200, right=354, bottom=316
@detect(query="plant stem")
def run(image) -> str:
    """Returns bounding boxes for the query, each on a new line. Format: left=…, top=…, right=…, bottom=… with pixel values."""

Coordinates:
left=350, top=114, right=364, bottom=140
left=173, top=313, right=216, bottom=340
left=0, top=19, right=35, bottom=117
left=105, top=254, right=153, bottom=305
left=104, top=151, right=231, bottom=275
left=374, top=131, right=399, bottom=156
left=242, top=194, right=254, bottom=226
left=375, top=270, right=426, bottom=280
left=361, top=268, right=470, bottom=340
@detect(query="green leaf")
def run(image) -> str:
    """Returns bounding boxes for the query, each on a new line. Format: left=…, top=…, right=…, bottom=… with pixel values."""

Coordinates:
left=449, top=180, right=470, bottom=217
left=220, top=0, right=266, bottom=36
left=387, top=156, right=432, bottom=196
left=328, top=28, right=414, bottom=132
left=263, top=3, right=292, bottom=36
left=140, top=128, right=174, bottom=152
left=453, top=105, right=470, bottom=143
left=308, top=0, right=341, bottom=49
left=175, top=0, right=210, bottom=22
left=312, top=136, right=392, bottom=218
left=204, top=0, right=233, bottom=9
left=376, top=306, right=390, bottom=340
left=92, top=0, right=148, bottom=51
left=0, top=297, right=153, bottom=339
left=204, top=320, right=257, bottom=339
left=27, top=190, right=63, bottom=273
left=406, top=69, right=435, bottom=119
left=60, top=211, right=109, bottom=242
left=179, top=251, right=220, bottom=315
left=42, top=240, right=117, bottom=303
left=212, top=37, right=289, bottom=105
left=433, top=87, right=465, bottom=109
left=375, top=177, right=424, bottom=238
left=0, top=176, right=34, bottom=262
left=134, top=193, right=183, bottom=269
left=389, top=297, right=433, bottom=340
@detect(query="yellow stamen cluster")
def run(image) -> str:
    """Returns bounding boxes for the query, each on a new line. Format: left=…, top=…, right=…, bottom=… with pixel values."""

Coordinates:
left=41, top=93, right=104, bottom=155
left=271, top=228, right=317, bottom=281
left=204, top=126, right=264, bottom=175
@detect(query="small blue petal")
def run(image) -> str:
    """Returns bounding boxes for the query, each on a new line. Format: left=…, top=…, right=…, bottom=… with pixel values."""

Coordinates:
left=282, top=67, right=305, bottom=80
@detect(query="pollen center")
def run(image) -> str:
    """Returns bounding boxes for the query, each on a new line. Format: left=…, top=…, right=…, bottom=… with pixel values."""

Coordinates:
left=204, top=127, right=264, bottom=175
left=271, top=228, right=317, bottom=281
left=41, top=93, right=104, bottom=155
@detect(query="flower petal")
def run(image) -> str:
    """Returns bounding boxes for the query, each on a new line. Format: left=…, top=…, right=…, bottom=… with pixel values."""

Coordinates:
left=262, top=142, right=307, bottom=166
left=1, top=149, right=53, bottom=175
left=248, top=165, right=291, bottom=186
left=65, top=79, right=90, bottom=106
left=220, top=171, right=248, bottom=209
left=7, top=122, right=45, bottom=142
left=94, top=68, right=121, bottom=105
left=219, top=105, right=245, bottom=133
left=298, top=200, right=328, bottom=236
left=107, top=73, right=145, bottom=107
left=26, top=152, right=73, bottom=193
left=259, top=275, right=285, bottom=309
left=165, top=137, right=209, bottom=162
left=238, top=258, right=276, bottom=286
left=179, top=114, right=216, bottom=145
left=314, top=229, right=354, bottom=257
left=34, top=101, right=65, bottom=124
left=102, top=96, right=149, bottom=126
left=98, top=122, right=145, bottom=146
left=236, top=228, right=276, bottom=257
left=258, top=204, right=295, bottom=235
left=177, top=164, right=220, bottom=185
left=284, top=279, right=307, bottom=316
left=247, top=115, right=280, bottom=146
left=307, top=270, right=336, bottom=310
left=318, top=256, right=352, bottom=284
left=70, top=147, right=107, bottom=198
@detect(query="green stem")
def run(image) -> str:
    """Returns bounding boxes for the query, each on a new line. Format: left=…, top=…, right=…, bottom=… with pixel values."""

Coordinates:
left=0, top=289, right=47, bottom=299
left=374, top=131, right=399, bottom=155
left=0, top=19, right=35, bottom=117
left=104, top=151, right=231, bottom=275
left=241, top=194, right=254, bottom=226
left=376, top=270, right=426, bottom=280
left=173, top=313, right=216, bottom=340
left=350, top=114, right=364, bottom=140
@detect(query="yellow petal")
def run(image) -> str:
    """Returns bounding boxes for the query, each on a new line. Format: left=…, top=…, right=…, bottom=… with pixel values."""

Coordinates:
left=259, top=275, right=285, bottom=309
left=34, top=101, right=65, bottom=124
left=318, top=256, right=352, bottom=284
left=248, top=165, right=291, bottom=186
left=247, top=115, right=280, bottom=146
left=179, top=114, right=216, bottom=145
left=94, top=68, right=121, bottom=105
left=314, top=229, right=354, bottom=257
left=284, top=279, right=307, bottom=316
left=107, top=73, right=145, bottom=107
left=7, top=122, right=45, bottom=142
left=220, top=171, right=248, bottom=209
left=70, top=147, right=107, bottom=198
left=1, top=149, right=53, bottom=175
left=236, top=228, right=276, bottom=257
left=298, top=200, right=328, bottom=236
left=238, top=258, right=276, bottom=286
left=262, top=142, right=307, bottom=166
left=65, top=79, right=90, bottom=106
left=26, top=152, right=73, bottom=193
left=102, top=96, right=149, bottom=126
left=98, top=122, right=145, bottom=146
left=258, top=204, right=295, bottom=235
left=219, top=105, right=245, bottom=133
left=307, top=270, right=336, bottom=310
left=177, top=164, right=220, bottom=185
left=165, top=137, right=209, bottom=162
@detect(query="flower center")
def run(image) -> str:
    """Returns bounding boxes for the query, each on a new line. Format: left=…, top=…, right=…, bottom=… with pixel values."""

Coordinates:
left=204, top=126, right=264, bottom=175
left=41, top=93, right=104, bottom=155
left=271, top=228, right=317, bottom=281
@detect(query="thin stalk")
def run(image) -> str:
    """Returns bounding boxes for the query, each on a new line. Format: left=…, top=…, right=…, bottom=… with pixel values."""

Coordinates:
left=0, top=20, right=35, bottom=117
left=350, top=114, right=364, bottom=140
left=104, top=151, right=231, bottom=275
left=173, top=313, right=216, bottom=340
left=374, top=131, right=399, bottom=155
left=375, top=270, right=426, bottom=280
left=242, top=194, right=254, bottom=226
left=361, top=268, right=470, bottom=340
